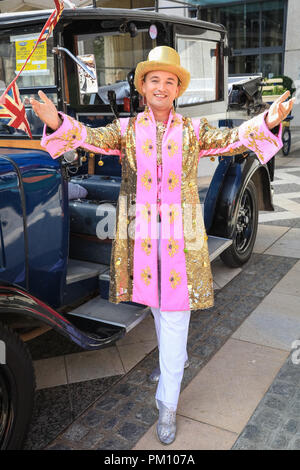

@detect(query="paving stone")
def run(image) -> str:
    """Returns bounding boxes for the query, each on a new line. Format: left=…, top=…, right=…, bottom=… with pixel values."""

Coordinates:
left=117, top=421, right=148, bottom=441
left=269, top=381, right=297, bottom=399
left=126, top=369, right=149, bottom=385
left=212, top=324, right=234, bottom=337
left=112, top=382, right=137, bottom=398
left=288, top=402, right=300, bottom=418
left=95, top=396, right=119, bottom=412
left=191, top=341, right=216, bottom=358
left=82, top=409, right=105, bottom=428
left=47, top=442, right=75, bottom=450
left=95, top=436, right=130, bottom=450
left=276, top=364, right=300, bottom=384
left=252, top=409, right=282, bottom=430
left=63, top=423, right=90, bottom=442
left=69, top=375, right=121, bottom=418
left=272, top=183, right=300, bottom=194
left=263, top=395, right=287, bottom=412
left=102, top=416, right=119, bottom=430
left=234, top=424, right=269, bottom=445
left=283, top=419, right=299, bottom=434
left=78, top=429, right=105, bottom=448
left=135, top=405, right=158, bottom=425
left=232, top=438, right=270, bottom=450
left=270, top=432, right=290, bottom=450
left=118, top=401, right=135, bottom=417
left=291, top=438, right=300, bottom=450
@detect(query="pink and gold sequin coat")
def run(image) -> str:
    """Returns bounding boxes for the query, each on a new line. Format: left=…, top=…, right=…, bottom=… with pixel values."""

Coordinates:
left=42, top=107, right=282, bottom=311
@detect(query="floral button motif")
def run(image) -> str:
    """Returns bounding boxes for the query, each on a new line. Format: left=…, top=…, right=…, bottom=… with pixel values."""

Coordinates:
left=167, top=237, right=179, bottom=257
left=141, top=170, right=152, bottom=191
left=142, top=139, right=153, bottom=157
left=141, top=202, right=152, bottom=221
left=169, top=269, right=181, bottom=289
left=141, top=266, right=152, bottom=285
left=167, top=171, right=179, bottom=191
left=167, top=139, right=178, bottom=157
left=138, top=115, right=150, bottom=126
left=170, top=115, right=181, bottom=127
left=141, top=237, right=152, bottom=255
left=168, top=204, right=179, bottom=223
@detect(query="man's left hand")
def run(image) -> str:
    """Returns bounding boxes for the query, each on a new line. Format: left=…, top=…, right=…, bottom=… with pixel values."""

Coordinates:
left=266, top=90, right=295, bottom=130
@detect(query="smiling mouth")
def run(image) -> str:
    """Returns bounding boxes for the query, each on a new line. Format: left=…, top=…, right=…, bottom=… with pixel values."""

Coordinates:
left=154, top=93, right=168, bottom=98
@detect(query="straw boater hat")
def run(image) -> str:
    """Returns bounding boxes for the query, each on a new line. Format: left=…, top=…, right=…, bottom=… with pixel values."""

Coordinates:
left=134, top=46, right=190, bottom=97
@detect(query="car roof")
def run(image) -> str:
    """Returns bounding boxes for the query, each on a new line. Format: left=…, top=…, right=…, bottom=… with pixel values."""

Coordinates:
left=0, top=7, right=226, bottom=34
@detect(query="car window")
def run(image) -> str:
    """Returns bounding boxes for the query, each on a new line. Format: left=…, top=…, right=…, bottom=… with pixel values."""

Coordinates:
left=0, top=30, right=56, bottom=137
left=75, top=31, right=156, bottom=106
left=176, top=35, right=220, bottom=106
left=0, top=91, right=57, bottom=138
left=0, top=31, right=55, bottom=89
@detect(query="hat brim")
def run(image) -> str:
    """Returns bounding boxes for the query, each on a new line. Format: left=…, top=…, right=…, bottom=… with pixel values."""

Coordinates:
left=134, top=61, right=190, bottom=98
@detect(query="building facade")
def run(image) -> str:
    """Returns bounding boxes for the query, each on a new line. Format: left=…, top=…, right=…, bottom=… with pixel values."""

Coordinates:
left=161, top=0, right=300, bottom=127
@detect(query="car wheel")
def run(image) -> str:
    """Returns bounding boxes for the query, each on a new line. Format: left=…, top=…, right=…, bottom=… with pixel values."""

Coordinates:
left=220, top=179, right=258, bottom=268
left=0, top=322, right=35, bottom=450
left=282, top=127, right=291, bottom=156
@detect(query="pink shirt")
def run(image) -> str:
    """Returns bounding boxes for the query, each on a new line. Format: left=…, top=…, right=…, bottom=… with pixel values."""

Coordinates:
left=156, top=119, right=167, bottom=219
left=157, top=164, right=162, bottom=217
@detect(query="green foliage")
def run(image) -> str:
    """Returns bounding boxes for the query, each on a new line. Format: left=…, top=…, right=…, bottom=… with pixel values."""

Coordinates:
left=262, top=75, right=296, bottom=97
left=274, top=75, right=296, bottom=96
left=262, top=85, right=286, bottom=96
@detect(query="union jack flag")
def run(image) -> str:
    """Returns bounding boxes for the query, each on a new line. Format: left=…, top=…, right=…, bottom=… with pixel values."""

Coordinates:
left=0, top=82, right=32, bottom=138
left=40, top=0, right=65, bottom=42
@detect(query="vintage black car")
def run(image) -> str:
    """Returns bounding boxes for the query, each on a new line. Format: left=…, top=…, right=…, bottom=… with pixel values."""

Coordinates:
left=0, top=6, right=275, bottom=449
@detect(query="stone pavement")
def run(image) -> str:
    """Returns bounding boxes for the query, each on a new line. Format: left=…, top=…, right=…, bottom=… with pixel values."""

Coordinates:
left=24, top=134, right=300, bottom=450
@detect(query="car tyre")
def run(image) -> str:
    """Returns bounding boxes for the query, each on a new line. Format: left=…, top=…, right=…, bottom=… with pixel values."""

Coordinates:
left=220, top=179, right=258, bottom=268
left=0, top=322, right=35, bottom=450
left=282, top=127, right=291, bottom=156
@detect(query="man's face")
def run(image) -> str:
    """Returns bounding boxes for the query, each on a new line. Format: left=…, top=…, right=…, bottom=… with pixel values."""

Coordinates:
left=141, top=70, right=180, bottom=114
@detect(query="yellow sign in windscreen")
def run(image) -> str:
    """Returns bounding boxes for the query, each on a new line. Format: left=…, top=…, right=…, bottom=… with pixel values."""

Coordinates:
left=15, top=39, right=47, bottom=73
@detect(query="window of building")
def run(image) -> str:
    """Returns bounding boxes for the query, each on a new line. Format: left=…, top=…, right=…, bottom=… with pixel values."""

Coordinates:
left=192, top=0, right=286, bottom=78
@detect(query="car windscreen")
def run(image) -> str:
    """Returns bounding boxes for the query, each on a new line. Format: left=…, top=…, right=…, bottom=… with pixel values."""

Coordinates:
left=74, top=30, right=156, bottom=108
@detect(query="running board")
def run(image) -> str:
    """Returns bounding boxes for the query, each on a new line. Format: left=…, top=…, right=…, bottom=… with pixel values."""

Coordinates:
left=208, top=235, right=232, bottom=262
left=67, top=297, right=150, bottom=332
left=66, top=259, right=109, bottom=285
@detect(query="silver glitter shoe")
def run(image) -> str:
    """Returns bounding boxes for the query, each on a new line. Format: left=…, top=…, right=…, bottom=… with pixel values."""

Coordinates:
left=156, top=399, right=177, bottom=445
left=149, top=359, right=190, bottom=383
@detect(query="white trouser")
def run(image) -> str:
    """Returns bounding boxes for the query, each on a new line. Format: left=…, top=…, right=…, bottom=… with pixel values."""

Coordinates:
left=150, top=221, right=191, bottom=410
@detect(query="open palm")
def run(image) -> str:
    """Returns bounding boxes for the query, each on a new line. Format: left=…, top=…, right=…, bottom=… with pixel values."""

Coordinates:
left=30, top=90, right=62, bottom=131
left=266, top=90, right=295, bottom=130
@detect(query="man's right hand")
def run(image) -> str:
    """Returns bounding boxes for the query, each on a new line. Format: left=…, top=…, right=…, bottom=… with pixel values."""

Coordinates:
left=30, top=90, right=62, bottom=131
